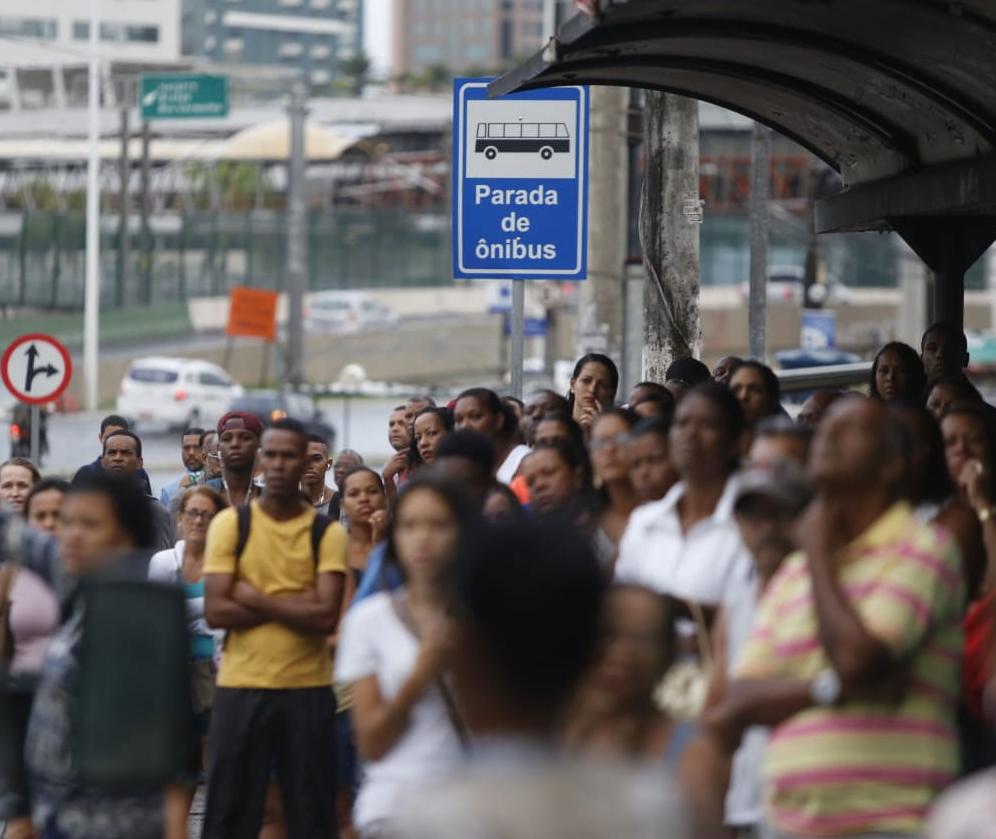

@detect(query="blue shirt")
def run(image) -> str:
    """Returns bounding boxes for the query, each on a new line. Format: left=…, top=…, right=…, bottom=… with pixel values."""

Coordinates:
left=352, top=543, right=402, bottom=606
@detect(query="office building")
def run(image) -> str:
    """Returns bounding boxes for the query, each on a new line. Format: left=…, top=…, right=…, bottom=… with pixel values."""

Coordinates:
left=0, top=1, right=180, bottom=109
left=182, top=0, right=363, bottom=91
left=392, top=0, right=544, bottom=77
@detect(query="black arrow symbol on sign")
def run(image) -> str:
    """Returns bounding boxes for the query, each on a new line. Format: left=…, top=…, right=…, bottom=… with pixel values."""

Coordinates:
left=24, top=344, right=58, bottom=394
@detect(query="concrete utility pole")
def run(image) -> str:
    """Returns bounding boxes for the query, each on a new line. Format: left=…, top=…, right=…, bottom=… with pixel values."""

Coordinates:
left=748, top=122, right=771, bottom=360
left=117, top=104, right=130, bottom=307
left=83, top=0, right=100, bottom=411
left=640, top=92, right=701, bottom=381
left=576, top=85, right=628, bottom=360
left=285, top=77, right=308, bottom=390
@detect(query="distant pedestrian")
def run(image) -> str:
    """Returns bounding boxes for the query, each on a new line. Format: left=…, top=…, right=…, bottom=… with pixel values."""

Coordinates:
left=71, top=413, right=153, bottom=495
left=383, top=405, right=412, bottom=494
left=202, top=430, right=223, bottom=480
left=568, top=353, right=619, bottom=433
left=664, top=357, right=711, bottom=402
left=203, top=418, right=348, bottom=838
left=330, top=449, right=364, bottom=525
left=404, top=396, right=436, bottom=429
left=712, top=356, right=743, bottom=386
left=0, top=457, right=40, bottom=514
left=747, top=415, right=812, bottom=468
left=148, top=485, right=228, bottom=818
left=795, top=389, right=844, bottom=428
left=589, top=408, right=641, bottom=566
left=411, top=406, right=453, bottom=470
left=729, top=360, right=782, bottom=433
left=433, top=430, right=496, bottom=507
left=627, top=418, right=677, bottom=503
left=522, top=389, right=567, bottom=444
left=302, top=432, right=336, bottom=516
left=922, top=322, right=972, bottom=386
left=215, top=411, right=263, bottom=508
left=160, top=426, right=208, bottom=507
left=870, top=341, right=927, bottom=405
left=102, top=429, right=174, bottom=551
left=453, top=388, right=529, bottom=485
left=23, top=477, right=69, bottom=535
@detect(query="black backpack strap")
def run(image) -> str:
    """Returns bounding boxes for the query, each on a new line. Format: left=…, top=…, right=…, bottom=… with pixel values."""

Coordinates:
left=234, top=504, right=252, bottom=568
left=310, top=513, right=333, bottom=569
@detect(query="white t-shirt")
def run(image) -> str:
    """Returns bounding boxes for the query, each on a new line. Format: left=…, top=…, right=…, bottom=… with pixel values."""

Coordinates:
left=615, top=477, right=753, bottom=606
left=496, top=444, right=531, bottom=485
left=335, top=591, right=466, bottom=830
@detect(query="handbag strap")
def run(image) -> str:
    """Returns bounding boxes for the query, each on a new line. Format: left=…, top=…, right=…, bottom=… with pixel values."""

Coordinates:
left=685, top=599, right=714, bottom=669
left=390, top=592, right=471, bottom=750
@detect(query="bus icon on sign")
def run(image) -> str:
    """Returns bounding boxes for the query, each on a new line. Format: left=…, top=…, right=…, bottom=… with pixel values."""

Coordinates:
left=475, top=121, right=571, bottom=160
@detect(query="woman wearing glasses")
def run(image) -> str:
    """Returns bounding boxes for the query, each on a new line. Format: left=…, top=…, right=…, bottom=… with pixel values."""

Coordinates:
left=589, top=408, right=641, bottom=570
left=148, top=485, right=229, bottom=814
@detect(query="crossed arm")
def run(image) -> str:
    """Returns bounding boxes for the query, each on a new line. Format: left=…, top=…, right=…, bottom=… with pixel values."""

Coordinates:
left=205, top=570, right=345, bottom=635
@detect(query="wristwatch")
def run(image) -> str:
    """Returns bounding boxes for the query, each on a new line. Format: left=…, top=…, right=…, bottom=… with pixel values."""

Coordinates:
left=809, top=668, right=842, bottom=707
left=978, top=506, right=996, bottom=523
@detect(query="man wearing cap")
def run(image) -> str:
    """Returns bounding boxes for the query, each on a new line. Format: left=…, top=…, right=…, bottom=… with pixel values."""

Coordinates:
left=708, top=461, right=813, bottom=837
left=214, top=412, right=264, bottom=507
left=664, top=357, right=712, bottom=402
left=705, top=397, right=965, bottom=839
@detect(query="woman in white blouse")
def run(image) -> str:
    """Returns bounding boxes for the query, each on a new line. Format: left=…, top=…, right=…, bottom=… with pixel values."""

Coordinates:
left=336, top=476, right=478, bottom=837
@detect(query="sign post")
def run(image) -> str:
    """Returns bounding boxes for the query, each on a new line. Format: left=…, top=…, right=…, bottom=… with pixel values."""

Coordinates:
left=224, top=287, right=279, bottom=385
left=453, top=78, right=589, bottom=397
left=140, top=74, right=229, bottom=121
left=1, top=334, right=73, bottom=465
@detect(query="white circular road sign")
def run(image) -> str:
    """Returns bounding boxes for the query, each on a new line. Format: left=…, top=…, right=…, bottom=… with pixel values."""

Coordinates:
left=1, top=333, right=73, bottom=405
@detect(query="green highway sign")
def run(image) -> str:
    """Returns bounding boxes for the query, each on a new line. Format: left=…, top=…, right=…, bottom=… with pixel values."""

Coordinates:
left=140, top=74, right=229, bottom=120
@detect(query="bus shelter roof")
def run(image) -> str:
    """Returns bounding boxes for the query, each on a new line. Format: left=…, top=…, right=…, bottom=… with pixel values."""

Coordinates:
left=490, top=0, right=996, bottom=236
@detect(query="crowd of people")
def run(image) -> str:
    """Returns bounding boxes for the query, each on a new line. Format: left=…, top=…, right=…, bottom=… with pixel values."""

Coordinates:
left=1, top=320, right=995, bottom=838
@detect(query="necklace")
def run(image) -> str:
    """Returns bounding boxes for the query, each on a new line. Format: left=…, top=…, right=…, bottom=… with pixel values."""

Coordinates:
left=223, top=476, right=253, bottom=507
left=314, top=486, right=330, bottom=507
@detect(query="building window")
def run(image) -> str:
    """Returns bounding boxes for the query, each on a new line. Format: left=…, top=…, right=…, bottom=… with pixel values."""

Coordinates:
left=278, top=41, right=304, bottom=58
left=0, top=17, right=57, bottom=39
left=72, top=21, right=160, bottom=43
left=311, top=0, right=331, bottom=7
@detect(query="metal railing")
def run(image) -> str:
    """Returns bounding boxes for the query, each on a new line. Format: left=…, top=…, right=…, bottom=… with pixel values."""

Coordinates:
left=777, top=362, right=871, bottom=394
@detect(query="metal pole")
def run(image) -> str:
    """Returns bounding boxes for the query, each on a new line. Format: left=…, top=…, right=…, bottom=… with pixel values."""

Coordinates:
left=748, top=122, right=771, bottom=360
left=510, top=279, right=525, bottom=399
left=83, top=0, right=101, bottom=412
left=286, top=76, right=309, bottom=391
left=140, top=119, right=151, bottom=303
left=29, top=405, right=39, bottom=465
left=117, top=103, right=129, bottom=307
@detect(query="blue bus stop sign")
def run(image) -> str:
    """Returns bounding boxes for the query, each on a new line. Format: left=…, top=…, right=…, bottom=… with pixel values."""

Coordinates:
left=452, top=79, right=590, bottom=280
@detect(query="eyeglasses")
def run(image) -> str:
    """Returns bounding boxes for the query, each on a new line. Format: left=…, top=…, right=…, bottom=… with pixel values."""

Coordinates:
left=590, top=433, right=631, bottom=452
left=182, top=509, right=214, bottom=522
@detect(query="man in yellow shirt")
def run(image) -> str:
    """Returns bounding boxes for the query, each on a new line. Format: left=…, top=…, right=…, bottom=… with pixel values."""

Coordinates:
left=204, top=417, right=348, bottom=838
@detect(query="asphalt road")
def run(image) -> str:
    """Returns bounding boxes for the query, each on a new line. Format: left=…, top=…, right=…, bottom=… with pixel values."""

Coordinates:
left=38, top=397, right=409, bottom=495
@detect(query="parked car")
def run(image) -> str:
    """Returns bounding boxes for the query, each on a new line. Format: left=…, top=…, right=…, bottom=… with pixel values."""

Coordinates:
left=304, top=291, right=399, bottom=334
left=117, top=357, right=244, bottom=431
left=738, top=265, right=853, bottom=307
left=227, top=390, right=336, bottom=448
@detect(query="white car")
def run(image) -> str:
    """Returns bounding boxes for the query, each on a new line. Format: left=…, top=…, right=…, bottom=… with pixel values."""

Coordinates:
left=117, top=357, right=244, bottom=430
left=738, top=265, right=853, bottom=307
left=304, top=292, right=399, bottom=334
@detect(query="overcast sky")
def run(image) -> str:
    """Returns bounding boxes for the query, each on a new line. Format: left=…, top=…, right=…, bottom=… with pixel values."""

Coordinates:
left=364, top=0, right=393, bottom=76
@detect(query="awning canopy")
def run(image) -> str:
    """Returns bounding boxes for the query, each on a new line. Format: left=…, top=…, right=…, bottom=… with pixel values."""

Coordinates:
left=491, top=0, right=996, bottom=327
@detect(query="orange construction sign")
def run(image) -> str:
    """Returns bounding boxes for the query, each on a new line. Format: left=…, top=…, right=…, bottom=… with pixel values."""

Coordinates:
left=226, top=287, right=278, bottom=341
